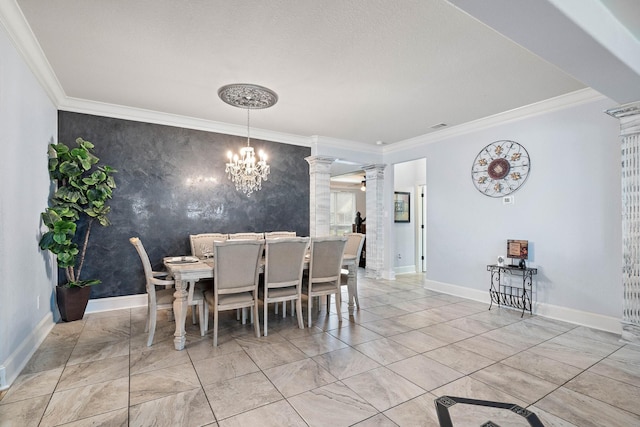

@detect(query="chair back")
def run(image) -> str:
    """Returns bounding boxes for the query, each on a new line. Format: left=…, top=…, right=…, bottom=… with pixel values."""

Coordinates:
left=214, top=240, right=264, bottom=294
left=264, top=231, right=297, bottom=239
left=264, top=237, right=310, bottom=289
left=190, top=233, right=229, bottom=258
left=308, top=236, right=347, bottom=285
left=129, top=237, right=155, bottom=293
left=228, top=232, right=264, bottom=240
left=344, top=233, right=365, bottom=259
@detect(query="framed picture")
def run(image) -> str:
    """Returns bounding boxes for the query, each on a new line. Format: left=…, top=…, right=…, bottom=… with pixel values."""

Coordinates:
left=394, top=192, right=410, bottom=223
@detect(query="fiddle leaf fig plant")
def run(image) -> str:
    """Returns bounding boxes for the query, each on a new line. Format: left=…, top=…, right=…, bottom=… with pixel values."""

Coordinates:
left=39, top=137, right=117, bottom=288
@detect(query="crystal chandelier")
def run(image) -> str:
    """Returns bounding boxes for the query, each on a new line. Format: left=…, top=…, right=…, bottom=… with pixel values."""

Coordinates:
left=218, top=84, right=278, bottom=196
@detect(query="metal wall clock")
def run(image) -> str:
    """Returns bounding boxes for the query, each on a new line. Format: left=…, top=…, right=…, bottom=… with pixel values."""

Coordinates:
left=471, top=140, right=530, bottom=197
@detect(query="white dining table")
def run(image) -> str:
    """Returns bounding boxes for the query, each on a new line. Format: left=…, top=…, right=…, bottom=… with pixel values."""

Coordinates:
left=164, top=255, right=359, bottom=350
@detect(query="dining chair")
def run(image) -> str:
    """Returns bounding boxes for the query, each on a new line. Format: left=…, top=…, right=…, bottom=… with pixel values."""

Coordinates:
left=187, top=233, right=228, bottom=326
left=189, top=233, right=229, bottom=258
left=304, top=236, right=347, bottom=327
left=340, top=232, right=366, bottom=309
left=130, top=237, right=207, bottom=346
left=263, top=231, right=299, bottom=316
left=204, top=239, right=264, bottom=346
left=264, top=231, right=297, bottom=239
left=261, top=237, right=310, bottom=336
left=228, top=232, right=264, bottom=240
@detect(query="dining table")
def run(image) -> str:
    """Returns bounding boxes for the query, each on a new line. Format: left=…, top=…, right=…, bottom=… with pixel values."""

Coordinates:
left=163, top=254, right=359, bottom=350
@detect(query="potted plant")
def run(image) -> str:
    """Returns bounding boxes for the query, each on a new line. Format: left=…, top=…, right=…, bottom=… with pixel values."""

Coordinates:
left=39, top=137, right=117, bottom=321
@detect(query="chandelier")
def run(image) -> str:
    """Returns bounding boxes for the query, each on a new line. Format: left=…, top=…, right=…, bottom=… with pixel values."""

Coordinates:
left=218, top=83, right=278, bottom=196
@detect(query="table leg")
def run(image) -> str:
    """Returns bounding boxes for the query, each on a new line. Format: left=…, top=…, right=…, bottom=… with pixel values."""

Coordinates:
left=173, top=279, right=189, bottom=350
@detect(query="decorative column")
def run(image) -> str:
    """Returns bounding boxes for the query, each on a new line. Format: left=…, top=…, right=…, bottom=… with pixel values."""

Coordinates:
left=607, top=101, right=640, bottom=344
left=305, top=156, right=335, bottom=237
left=363, top=164, right=387, bottom=279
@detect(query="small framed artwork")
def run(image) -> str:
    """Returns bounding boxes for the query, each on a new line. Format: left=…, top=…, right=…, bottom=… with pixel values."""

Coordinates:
left=394, top=191, right=410, bottom=223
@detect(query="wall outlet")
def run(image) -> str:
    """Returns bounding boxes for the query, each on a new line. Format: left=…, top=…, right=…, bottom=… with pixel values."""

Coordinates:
left=397, top=253, right=402, bottom=259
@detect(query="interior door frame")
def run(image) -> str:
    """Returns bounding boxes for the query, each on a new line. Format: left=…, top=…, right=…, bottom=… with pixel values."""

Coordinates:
left=415, top=184, right=427, bottom=272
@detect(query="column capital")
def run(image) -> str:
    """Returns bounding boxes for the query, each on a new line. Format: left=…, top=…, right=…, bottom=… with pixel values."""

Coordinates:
left=606, top=101, right=640, bottom=119
left=305, top=156, right=336, bottom=173
left=606, top=101, right=640, bottom=136
left=362, top=164, right=387, bottom=180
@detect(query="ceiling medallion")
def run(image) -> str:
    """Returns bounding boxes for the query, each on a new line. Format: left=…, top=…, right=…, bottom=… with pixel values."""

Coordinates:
left=218, top=84, right=277, bottom=196
left=471, top=140, right=531, bottom=197
left=218, top=84, right=278, bottom=110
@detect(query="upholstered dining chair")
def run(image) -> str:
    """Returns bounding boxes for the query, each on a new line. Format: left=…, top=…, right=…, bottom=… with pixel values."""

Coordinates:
left=228, top=232, right=264, bottom=240
left=189, top=233, right=229, bottom=258
left=264, top=231, right=297, bottom=239
left=340, top=232, right=366, bottom=309
left=204, top=239, right=264, bottom=346
left=130, top=237, right=207, bottom=346
left=304, top=236, right=347, bottom=327
left=261, top=237, right=310, bottom=336
left=263, top=231, right=299, bottom=316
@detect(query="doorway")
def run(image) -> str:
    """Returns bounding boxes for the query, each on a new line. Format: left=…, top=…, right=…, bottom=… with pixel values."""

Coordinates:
left=393, top=158, right=426, bottom=274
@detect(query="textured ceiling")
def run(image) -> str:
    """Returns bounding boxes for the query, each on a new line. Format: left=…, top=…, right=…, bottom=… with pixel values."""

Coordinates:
left=14, top=0, right=589, bottom=146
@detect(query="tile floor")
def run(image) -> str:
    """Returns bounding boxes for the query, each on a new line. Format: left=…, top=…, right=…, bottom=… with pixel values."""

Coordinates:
left=1, top=273, right=639, bottom=426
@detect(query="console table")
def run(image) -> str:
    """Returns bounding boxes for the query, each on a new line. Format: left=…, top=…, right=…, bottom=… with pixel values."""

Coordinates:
left=487, top=264, right=537, bottom=317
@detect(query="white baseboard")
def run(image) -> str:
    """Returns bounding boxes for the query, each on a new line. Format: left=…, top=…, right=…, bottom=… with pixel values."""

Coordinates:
left=424, top=279, right=622, bottom=334
left=394, top=265, right=417, bottom=275
left=0, top=312, right=55, bottom=390
left=85, top=294, right=148, bottom=314
left=1, top=295, right=148, bottom=390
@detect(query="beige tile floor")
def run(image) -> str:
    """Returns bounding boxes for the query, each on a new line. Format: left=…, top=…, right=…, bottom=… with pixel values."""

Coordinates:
left=1, top=272, right=639, bottom=426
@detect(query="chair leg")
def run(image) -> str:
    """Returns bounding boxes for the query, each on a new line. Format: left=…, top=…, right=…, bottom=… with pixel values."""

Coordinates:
left=336, top=291, right=342, bottom=323
left=203, top=303, right=209, bottom=333
left=275, top=302, right=278, bottom=315
left=213, top=308, right=219, bottom=347
left=192, top=304, right=197, bottom=325
left=264, top=299, right=269, bottom=337
left=253, top=303, right=260, bottom=338
left=144, top=305, right=150, bottom=333
left=326, top=295, right=331, bottom=314
left=147, top=309, right=157, bottom=347
left=198, top=302, right=206, bottom=336
left=308, top=292, right=313, bottom=327
left=291, top=299, right=295, bottom=315
left=283, top=301, right=287, bottom=318
left=296, top=298, right=304, bottom=330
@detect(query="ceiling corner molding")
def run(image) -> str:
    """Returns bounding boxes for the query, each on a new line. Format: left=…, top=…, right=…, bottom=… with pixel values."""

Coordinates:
left=0, top=1, right=65, bottom=105
left=311, top=135, right=383, bottom=155
left=385, top=88, right=607, bottom=153
left=60, top=97, right=312, bottom=148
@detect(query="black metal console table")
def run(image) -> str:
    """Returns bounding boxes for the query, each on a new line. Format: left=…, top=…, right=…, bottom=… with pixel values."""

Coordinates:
left=487, top=264, right=537, bottom=317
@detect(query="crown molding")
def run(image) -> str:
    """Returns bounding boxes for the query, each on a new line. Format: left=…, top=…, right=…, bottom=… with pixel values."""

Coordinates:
left=310, top=135, right=383, bottom=155
left=0, top=1, right=65, bottom=105
left=384, top=88, right=608, bottom=154
left=60, top=97, right=312, bottom=147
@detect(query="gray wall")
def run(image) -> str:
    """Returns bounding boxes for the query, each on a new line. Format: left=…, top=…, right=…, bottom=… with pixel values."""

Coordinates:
left=58, top=112, right=310, bottom=299
left=384, top=95, right=622, bottom=320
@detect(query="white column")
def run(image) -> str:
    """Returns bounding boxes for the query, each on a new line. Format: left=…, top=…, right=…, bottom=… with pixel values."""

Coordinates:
left=607, top=101, right=640, bottom=344
left=305, top=156, right=335, bottom=237
left=363, top=164, right=387, bottom=279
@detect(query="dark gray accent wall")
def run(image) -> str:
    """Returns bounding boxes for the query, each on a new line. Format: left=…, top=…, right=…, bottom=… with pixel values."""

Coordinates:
left=58, top=111, right=310, bottom=299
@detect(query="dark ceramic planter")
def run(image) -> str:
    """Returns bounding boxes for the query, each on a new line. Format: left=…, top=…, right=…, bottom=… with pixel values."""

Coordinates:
left=56, top=286, right=91, bottom=322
